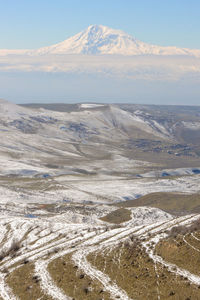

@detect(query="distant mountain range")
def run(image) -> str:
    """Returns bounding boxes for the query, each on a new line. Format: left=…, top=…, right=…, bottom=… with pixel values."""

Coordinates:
left=1, top=98, right=200, bottom=179
left=1, top=25, right=200, bottom=57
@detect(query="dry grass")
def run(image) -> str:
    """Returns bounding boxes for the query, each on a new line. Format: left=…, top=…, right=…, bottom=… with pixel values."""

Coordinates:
left=118, top=192, right=200, bottom=215
left=88, top=240, right=200, bottom=299
left=6, top=263, right=52, bottom=300
left=156, top=228, right=200, bottom=277
left=100, top=208, right=131, bottom=224
left=48, top=253, right=111, bottom=300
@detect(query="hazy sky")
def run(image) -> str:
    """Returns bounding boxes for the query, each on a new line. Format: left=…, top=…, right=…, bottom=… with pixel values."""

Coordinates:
left=1, top=0, right=200, bottom=105
left=1, top=0, right=200, bottom=49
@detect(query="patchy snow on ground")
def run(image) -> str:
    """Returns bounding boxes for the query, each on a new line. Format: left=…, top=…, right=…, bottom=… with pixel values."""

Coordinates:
left=0, top=191, right=199, bottom=300
left=55, top=174, right=200, bottom=203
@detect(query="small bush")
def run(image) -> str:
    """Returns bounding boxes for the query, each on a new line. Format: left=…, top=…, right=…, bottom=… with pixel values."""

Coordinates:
left=53, top=247, right=59, bottom=254
left=0, top=251, right=6, bottom=261
left=23, top=258, right=29, bottom=264
left=83, top=287, right=89, bottom=294
left=32, top=275, right=40, bottom=283
left=169, top=291, right=175, bottom=296
left=0, top=239, right=21, bottom=260
left=168, top=225, right=188, bottom=237
left=168, top=218, right=200, bottom=238
left=9, top=239, right=21, bottom=253
left=2, top=267, right=8, bottom=274
left=190, top=218, right=200, bottom=232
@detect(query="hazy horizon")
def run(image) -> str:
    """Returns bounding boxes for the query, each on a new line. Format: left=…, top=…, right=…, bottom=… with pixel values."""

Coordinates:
left=0, top=69, right=199, bottom=106
left=1, top=1, right=200, bottom=105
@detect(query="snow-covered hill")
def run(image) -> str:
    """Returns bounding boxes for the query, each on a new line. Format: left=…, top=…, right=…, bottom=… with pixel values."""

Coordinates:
left=1, top=25, right=200, bottom=57
left=0, top=99, right=172, bottom=141
left=1, top=99, right=200, bottom=182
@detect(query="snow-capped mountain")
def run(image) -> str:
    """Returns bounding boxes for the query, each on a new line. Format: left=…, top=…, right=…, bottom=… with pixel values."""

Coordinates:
left=1, top=25, right=200, bottom=57
left=36, top=25, right=199, bottom=56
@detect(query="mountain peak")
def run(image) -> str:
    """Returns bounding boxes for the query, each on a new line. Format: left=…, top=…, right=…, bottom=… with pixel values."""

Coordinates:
left=85, top=24, right=124, bottom=35
left=87, top=24, right=107, bottom=32
left=36, top=24, right=138, bottom=55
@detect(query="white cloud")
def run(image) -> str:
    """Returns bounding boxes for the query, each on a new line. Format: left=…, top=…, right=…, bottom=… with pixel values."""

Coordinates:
left=0, top=54, right=200, bottom=82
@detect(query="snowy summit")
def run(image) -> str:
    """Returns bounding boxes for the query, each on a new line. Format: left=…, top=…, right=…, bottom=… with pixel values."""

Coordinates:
left=36, top=24, right=144, bottom=55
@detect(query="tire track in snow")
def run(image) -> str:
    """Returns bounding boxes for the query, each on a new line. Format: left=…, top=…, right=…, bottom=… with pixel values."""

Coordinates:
left=143, top=214, right=200, bottom=287
left=35, top=226, right=137, bottom=300
left=35, top=259, right=71, bottom=300
left=183, top=235, right=200, bottom=253
left=144, top=239, right=200, bottom=286
left=191, top=232, right=200, bottom=242
left=32, top=232, right=97, bottom=300
left=0, top=274, right=18, bottom=300
left=0, top=223, right=93, bottom=299
left=72, top=248, right=132, bottom=300
left=0, top=209, right=197, bottom=299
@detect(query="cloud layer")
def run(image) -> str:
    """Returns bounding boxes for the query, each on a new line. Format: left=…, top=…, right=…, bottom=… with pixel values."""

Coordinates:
left=0, top=54, right=200, bottom=82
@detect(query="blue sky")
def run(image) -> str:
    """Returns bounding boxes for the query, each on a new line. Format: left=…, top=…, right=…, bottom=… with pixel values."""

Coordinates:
left=1, top=0, right=200, bottom=49
left=1, top=0, right=200, bottom=105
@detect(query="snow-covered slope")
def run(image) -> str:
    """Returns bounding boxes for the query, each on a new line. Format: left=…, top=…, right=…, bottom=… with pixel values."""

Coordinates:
left=0, top=100, right=174, bottom=179
left=1, top=25, right=200, bottom=57
left=1, top=100, right=200, bottom=181
left=0, top=100, right=172, bottom=141
left=0, top=98, right=30, bottom=120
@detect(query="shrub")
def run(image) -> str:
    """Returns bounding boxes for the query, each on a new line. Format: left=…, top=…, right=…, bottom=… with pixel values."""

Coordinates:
left=83, top=287, right=89, bottom=294
left=0, top=251, right=6, bottom=261
left=9, top=239, right=21, bottom=253
left=2, top=267, right=8, bottom=274
left=0, top=239, right=22, bottom=260
left=168, top=218, right=200, bottom=238
left=23, top=258, right=29, bottom=264
left=168, top=225, right=188, bottom=237
left=190, top=218, right=200, bottom=232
